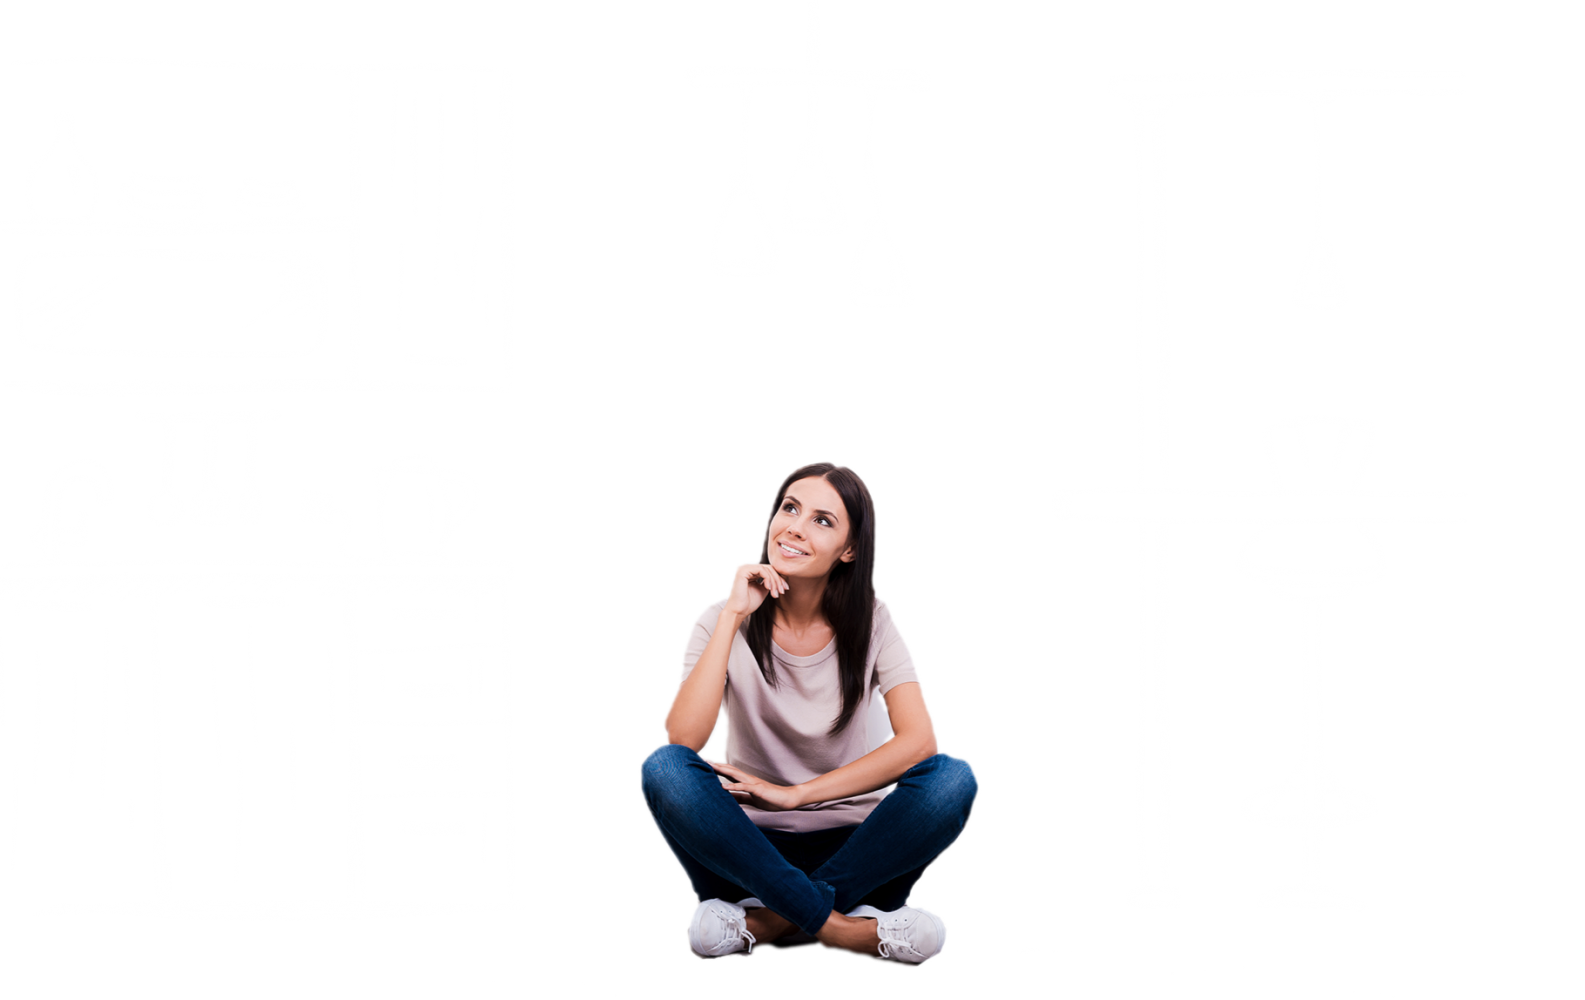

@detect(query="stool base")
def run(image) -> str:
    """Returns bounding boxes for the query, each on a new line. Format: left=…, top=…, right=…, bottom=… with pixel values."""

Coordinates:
left=1255, top=881, right=1369, bottom=912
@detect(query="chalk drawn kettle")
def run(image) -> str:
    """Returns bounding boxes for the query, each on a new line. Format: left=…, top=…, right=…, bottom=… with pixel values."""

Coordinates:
left=374, top=456, right=478, bottom=561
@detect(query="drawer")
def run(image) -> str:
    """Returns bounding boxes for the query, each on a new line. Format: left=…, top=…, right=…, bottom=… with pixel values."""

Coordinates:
left=361, top=798, right=504, bottom=906
left=353, top=589, right=500, bottom=652
left=361, top=646, right=504, bottom=722
left=362, top=722, right=504, bottom=795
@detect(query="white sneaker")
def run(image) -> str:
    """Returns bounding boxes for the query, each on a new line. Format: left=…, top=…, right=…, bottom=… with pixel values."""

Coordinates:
left=688, top=898, right=758, bottom=957
left=846, top=904, right=946, bottom=963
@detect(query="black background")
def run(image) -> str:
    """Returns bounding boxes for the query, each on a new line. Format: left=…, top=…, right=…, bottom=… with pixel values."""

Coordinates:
left=0, top=5, right=1534, bottom=995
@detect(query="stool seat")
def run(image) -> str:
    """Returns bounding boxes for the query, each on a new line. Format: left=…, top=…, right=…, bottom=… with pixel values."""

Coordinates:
left=1242, top=754, right=1382, bottom=830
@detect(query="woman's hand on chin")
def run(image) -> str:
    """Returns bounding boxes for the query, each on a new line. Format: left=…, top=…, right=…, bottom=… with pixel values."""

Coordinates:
left=724, top=564, right=789, bottom=617
left=711, top=763, right=805, bottom=812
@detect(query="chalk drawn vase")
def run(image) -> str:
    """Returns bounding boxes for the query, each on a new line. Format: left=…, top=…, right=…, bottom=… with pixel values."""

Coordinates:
left=25, top=111, right=99, bottom=220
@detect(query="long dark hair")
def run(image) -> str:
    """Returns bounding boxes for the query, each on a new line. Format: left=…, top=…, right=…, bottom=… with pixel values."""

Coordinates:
left=743, top=463, right=877, bottom=737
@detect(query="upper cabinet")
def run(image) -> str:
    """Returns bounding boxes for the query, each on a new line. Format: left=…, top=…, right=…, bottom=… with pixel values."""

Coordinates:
left=1, top=59, right=513, bottom=399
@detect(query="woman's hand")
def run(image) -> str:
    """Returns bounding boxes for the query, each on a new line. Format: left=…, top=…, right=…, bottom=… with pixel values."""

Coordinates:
left=723, top=563, right=790, bottom=617
left=712, top=763, right=805, bottom=812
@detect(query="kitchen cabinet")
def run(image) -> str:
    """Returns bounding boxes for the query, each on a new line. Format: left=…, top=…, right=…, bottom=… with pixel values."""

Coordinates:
left=0, top=564, right=513, bottom=912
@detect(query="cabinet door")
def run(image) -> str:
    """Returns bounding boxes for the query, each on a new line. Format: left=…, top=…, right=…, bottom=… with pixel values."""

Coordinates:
left=0, top=595, right=153, bottom=912
left=154, top=589, right=350, bottom=906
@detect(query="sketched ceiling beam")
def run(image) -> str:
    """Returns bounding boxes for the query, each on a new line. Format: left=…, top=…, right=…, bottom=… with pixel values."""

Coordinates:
left=681, top=66, right=925, bottom=91
left=1109, top=71, right=1464, bottom=101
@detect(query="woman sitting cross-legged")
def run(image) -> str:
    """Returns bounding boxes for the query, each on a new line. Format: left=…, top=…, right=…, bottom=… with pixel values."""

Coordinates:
left=641, top=463, right=976, bottom=963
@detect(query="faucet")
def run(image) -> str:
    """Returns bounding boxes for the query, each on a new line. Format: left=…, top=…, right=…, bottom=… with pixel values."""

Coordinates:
left=28, top=459, right=114, bottom=564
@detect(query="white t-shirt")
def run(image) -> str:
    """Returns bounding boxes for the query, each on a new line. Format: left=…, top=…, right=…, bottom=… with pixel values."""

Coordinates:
left=681, top=597, right=920, bottom=833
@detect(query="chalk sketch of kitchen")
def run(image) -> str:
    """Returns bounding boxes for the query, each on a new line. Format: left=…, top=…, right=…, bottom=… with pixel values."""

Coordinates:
left=1, top=412, right=519, bottom=919
left=3, top=56, right=516, bottom=394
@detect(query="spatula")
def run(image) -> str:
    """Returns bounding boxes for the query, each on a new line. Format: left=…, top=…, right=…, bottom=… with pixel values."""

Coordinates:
left=189, top=421, right=231, bottom=532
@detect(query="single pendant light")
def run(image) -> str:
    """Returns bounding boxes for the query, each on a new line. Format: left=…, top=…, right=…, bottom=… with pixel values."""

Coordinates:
left=776, top=4, right=843, bottom=234
left=849, top=87, right=912, bottom=307
left=713, top=86, right=779, bottom=277
left=1293, top=98, right=1344, bottom=310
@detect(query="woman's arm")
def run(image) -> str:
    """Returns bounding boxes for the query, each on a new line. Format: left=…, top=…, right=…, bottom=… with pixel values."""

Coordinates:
left=713, top=681, right=937, bottom=809
left=665, top=607, right=745, bottom=750
left=666, top=563, right=791, bottom=750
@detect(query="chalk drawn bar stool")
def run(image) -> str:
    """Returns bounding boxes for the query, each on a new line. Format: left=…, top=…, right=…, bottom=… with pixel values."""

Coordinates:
left=1229, top=412, right=1382, bottom=906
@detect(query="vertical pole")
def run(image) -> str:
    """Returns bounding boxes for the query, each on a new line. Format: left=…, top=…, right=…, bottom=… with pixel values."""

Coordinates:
left=1128, top=99, right=1179, bottom=906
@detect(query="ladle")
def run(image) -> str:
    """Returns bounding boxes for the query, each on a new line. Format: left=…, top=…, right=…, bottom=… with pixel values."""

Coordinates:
left=146, top=421, right=186, bottom=529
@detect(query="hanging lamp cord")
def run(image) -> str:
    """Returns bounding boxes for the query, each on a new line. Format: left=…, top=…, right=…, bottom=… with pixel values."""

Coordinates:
left=862, top=85, right=887, bottom=218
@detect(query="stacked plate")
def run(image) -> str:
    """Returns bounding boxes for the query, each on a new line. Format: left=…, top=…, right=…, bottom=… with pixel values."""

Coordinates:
left=118, top=175, right=209, bottom=223
left=231, top=178, right=305, bottom=220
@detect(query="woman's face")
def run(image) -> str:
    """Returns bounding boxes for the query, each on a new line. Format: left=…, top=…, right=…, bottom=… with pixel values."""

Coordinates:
left=767, top=476, right=855, bottom=579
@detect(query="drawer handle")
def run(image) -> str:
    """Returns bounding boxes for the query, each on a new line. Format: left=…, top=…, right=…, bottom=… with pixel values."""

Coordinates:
left=399, top=754, right=462, bottom=770
left=393, top=605, right=462, bottom=621
left=394, top=684, right=462, bottom=700
left=399, top=824, right=465, bottom=836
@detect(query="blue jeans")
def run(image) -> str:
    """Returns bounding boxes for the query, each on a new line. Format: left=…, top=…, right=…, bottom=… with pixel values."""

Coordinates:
left=641, top=744, right=977, bottom=937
